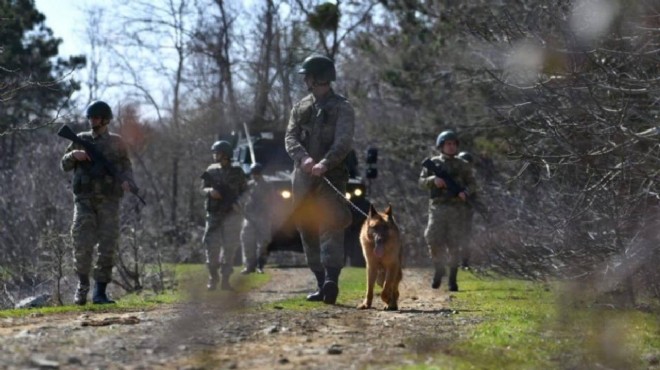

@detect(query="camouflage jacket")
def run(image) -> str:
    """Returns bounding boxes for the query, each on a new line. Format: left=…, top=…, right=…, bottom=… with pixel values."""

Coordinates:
left=285, top=89, right=355, bottom=179
left=419, top=154, right=477, bottom=203
left=60, top=130, right=133, bottom=200
left=201, top=163, right=247, bottom=214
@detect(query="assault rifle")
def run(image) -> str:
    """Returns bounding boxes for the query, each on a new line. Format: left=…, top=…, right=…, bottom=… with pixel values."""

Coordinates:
left=421, top=158, right=489, bottom=221
left=200, top=172, right=239, bottom=213
left=57, top=125, right=146, bottom=205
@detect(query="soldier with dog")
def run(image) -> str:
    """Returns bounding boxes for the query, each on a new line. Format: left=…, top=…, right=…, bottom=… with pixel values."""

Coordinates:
left=419, top=130, right=477, bottom=292
left=285, top=54, right=355, bottom=305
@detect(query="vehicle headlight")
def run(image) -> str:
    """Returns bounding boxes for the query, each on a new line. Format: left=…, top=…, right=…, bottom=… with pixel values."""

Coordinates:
left=345, top=192, right=352, bottom=200
left=353, top=188, right=363, bottom=197
left=281, top=190, right=291, bottom=199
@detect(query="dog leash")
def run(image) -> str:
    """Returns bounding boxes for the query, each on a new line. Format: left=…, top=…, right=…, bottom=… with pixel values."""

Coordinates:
left=322, top=176, right=369, bottom=218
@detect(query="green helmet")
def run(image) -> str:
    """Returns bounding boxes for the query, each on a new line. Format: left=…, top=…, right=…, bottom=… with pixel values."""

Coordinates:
left=298, top=55, right=336, bottom=82
left=211, top=140, right=233, bottom=157
left=86, top=100, right=113, bottom=119
left=458, top=151, right=474, bottom=163
left=436, top=130, right=459, bottom=148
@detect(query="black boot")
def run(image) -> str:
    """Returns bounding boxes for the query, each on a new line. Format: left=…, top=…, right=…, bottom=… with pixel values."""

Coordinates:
left=220, top=266, right=234, bottom=291
left=256, top=256, right=267, bottom=274
left=322, top=267, right=341, bottom=305
left=306, top=270, right=325, bottom=302
left=74, top=274, right=90, bottom=306
left=432, top=265, right=445, bottom=289
left=207, top=264, right=220, bottom=291
left=92, top=282, right=116, bottom=304
left=448, top=267, right=459, bottom=292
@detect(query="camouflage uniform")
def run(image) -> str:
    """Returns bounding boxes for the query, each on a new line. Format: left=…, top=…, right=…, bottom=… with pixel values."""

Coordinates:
left=285, top=89, right=354, bottom=294
left=201, top=163, right=247, bottom=284
left=240, top=176, right=273, bottom=272
left=419, top=153, right=476, bottom=286
left=61, top=130, right=133, bottom=284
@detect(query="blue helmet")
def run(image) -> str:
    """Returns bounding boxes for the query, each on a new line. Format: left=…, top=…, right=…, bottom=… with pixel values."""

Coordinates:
left=436, top=130, right=459, bottom=148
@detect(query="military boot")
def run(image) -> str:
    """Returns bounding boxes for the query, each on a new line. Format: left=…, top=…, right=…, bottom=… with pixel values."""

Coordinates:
left=256, top=256, right=267, bottom=274
left=207, top=264, right=220, bottom=291
left=306, top=270, right=326, bottom=302
left=448, top=267, right=459, bottom=292
left=74, top=274, right=90, bottom=306
left=322, top=267, right=341, bottom=305
left=220, top=265, right=234, bottom=291
left=92, top=282, right=116, bottom=304
left=432, top=265, right=445, bottom=289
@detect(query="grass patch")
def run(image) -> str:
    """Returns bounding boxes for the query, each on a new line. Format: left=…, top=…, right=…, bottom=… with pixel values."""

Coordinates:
left=0, top=264, right=270, bottom=319
left=416, top=271, right=660, bottom=370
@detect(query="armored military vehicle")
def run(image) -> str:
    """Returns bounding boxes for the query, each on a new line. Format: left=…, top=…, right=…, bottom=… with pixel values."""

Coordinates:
left=232, top=130, right=377, bottom=267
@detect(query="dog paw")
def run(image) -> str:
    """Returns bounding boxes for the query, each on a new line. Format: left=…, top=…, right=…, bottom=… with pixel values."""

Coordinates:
left=357, top=302, right=371, bottom=309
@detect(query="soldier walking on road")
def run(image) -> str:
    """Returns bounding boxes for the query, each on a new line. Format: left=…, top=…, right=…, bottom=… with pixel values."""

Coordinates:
left=240, top=163, right=273, bottom=274
left=201, top=140, right=248, bottom=291
left=61, top=100, right=135, bottom=305
left=285, top=54, right=355, bottom=305
left=419, top=130, right=477, bottom=292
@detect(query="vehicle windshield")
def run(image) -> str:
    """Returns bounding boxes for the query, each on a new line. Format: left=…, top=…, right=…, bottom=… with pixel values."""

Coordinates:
left=236, top=132, right=292, bottom=174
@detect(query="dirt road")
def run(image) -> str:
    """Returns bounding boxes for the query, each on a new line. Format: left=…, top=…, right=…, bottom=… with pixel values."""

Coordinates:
left=0, top=267, right=475, bottom=370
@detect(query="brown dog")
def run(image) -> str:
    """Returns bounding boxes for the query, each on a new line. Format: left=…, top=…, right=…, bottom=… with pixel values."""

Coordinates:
left=357, top=205, right=403, bottom=311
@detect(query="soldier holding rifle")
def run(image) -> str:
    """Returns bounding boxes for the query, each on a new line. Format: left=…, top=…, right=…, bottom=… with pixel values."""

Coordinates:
left=200, top=140, right=247, bottom=291
left=60, top=100, right=137, bottom=305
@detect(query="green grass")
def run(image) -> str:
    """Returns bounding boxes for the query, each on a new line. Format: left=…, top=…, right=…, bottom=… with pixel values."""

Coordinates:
left=267, top=268, right=659, bottom=370
left=409, top=271, right=660, bottom=370
left=0, top=264, right=270, bottom=319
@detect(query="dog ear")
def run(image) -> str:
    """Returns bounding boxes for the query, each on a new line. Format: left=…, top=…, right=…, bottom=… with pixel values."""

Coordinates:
left=368, top=204, right=377, bottom=218
left=385, top=204, right=393, bottom=217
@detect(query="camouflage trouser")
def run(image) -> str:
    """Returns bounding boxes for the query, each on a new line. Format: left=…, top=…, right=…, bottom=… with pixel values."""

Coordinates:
left=71, top=197, right=120, bottom=283
left=240, top=218, right=271, bottom=267
left=203, top=210, right=242, bottom=275
left=424, top=201, right=469, bottom=268
left=293, top=171, right=352, bottom=272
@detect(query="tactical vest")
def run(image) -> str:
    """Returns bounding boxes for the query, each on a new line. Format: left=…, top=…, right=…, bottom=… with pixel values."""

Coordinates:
left=71, top=132, right=125, bottom=199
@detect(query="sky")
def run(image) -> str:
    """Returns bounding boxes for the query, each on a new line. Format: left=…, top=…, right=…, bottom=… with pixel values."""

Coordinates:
left=34, top=0, right=257, bottom=59
left=34, top=0, right=88, bottom=58
left=32, top=0, right=259, bottom=119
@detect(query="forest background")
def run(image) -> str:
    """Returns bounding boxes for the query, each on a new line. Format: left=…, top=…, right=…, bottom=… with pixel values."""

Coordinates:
left=0, top=0, right=658, bottom=309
